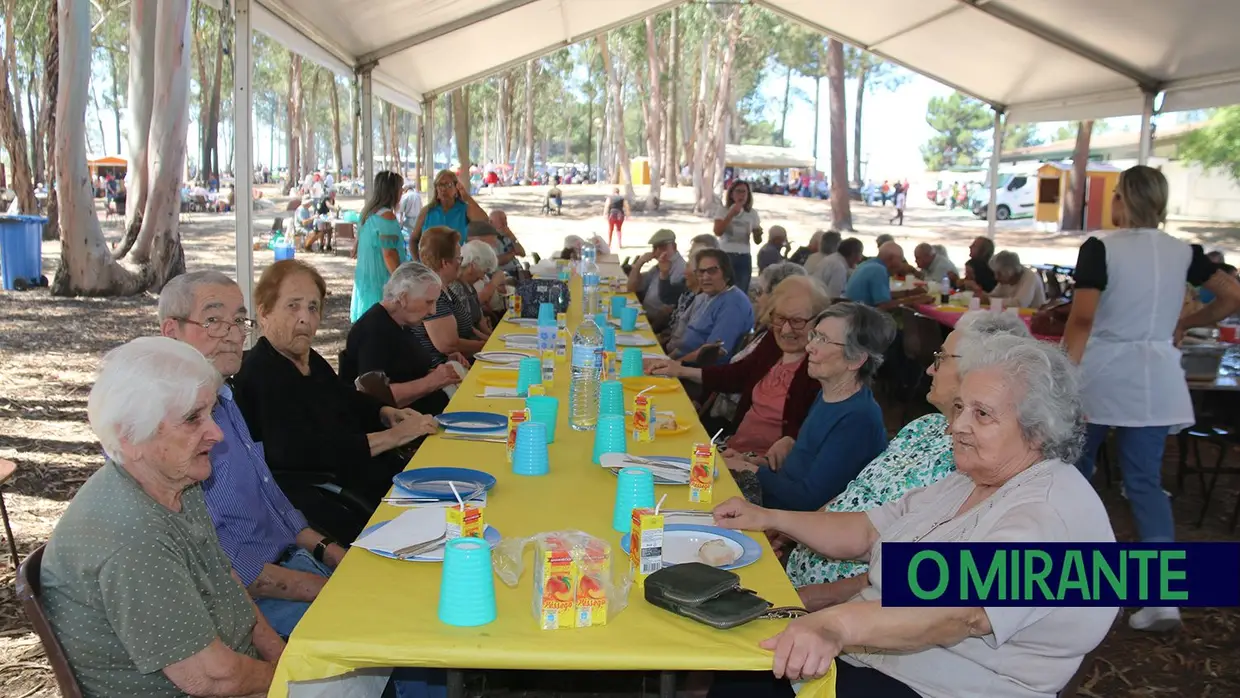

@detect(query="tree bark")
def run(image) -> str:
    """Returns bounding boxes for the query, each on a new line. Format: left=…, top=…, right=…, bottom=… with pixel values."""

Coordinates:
left=329, top=75, right=342, bottom=175
left=452, top=87, right=470, bottom=181
left=27, top=75, right=44, bottom=185
left=1062, top=120, right=1095, bottom=231
left=643, top=16, right=663, bottom=209
left=284, top=54, right=302, bottom=194
left=40, top=0, right=59, bottom=242
left=192, top=0, right=208, bottom=181
left=52, top=0, right=142, bottom=296
left=303, top=67, right=319, bottom=174
left=0, top=0, right=36, bottom=213
left=696, top=7, right=740, bottom=214
left=827, top=39, right=853, bottom=231
left=779, top=63, right=792, bottom=147
left=119, top=0, right=159, bottom=257
left=523, top=60, right=535, bottom=179
left=110, top=46, right=122, bottom=156
left=666, top=7, right=678, bottom=187
left=852, top=60, right=867, bottom=185
left=349, top=82, right=358, bottom=178
left=599, top=34, right=634, bottom=200
left=206, top=14, right=226, bottom=180
left=812, top=75, right=822, bottom=175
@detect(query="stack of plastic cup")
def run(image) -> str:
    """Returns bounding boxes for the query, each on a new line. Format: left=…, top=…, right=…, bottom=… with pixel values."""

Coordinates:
left=594, top=312, right=609, bottom=330
left=612, top=467, right=656, bottom=532
left=538, top=301, right=556, bottom=325
left=620, top=306, right=639, bottom=331
left=516, top=357, right=543, bottom=396
left=610, top=295, right=627, bottom=318
left=602, top=325, right=617, bottom=353
left=525, top=395, right=560, bottom=443
left=599, top=380, right=624, bottom=418
left=593, top=414, right=628, bottom=465
left=620, top=348, right=645, bottom=378
left=437, top=537, right=498, bottom=627
left=512, top=421, right=550, bottom=475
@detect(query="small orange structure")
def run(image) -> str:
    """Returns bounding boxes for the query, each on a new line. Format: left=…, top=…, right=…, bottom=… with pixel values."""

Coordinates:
left=86, top=155, right=128, bottom=181
left=1035, top=161, right=1121, bottom=232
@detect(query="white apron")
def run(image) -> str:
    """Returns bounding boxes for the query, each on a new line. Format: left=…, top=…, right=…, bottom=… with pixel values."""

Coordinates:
left=1079, top=229, right=1194, bottom=431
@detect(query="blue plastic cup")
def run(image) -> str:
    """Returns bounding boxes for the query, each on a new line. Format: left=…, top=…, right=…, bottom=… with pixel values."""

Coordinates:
left=621, top=306, right=638, bottom=332
left=598, top=380, right=624, bottom=418
left=620, top=348, right=645, bottom=378
left=525, top=395, right=560, bottom=443
left=512, top=421, right=550, bottom=476
left=612, top=467, right=656, bottom=533
left=611, top=295, right=627, bottom=318
left=516, top=357, right=543, bottom=396
left=602, top=325, right=617, bottom=353
left=594, top=312, right=608, bottom=330
left=538, top=301, right=556, bottom=325
left=593, top=414, right=628, bottom=465
left=437, top=537, right=498, bottom=627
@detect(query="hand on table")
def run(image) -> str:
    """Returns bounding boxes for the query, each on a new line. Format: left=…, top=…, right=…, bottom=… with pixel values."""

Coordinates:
left=648, top=358, right=685, bottom=378
left=448, top=352, right=470, bottom=366
left=431, top=362, right=463, bottom=389
left=380, top=406, right=415, bottom=427
left=765, top=436, right=796, bottom=470
left=713, top=496, right=773, bottom=532
left=724, top=451, right=759, bottom=473
left=392, top=412, right=440, bottom=442
left=760, top=614, right=843, bottom=681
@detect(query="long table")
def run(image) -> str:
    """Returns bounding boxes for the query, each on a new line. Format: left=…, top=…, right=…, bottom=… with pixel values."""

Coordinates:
left=915, top=303, right=1059, bottom=343
left=269, top=295, right=832, bottom=698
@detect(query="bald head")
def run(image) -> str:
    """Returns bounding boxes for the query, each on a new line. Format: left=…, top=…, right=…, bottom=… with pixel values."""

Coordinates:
left=489, top=209, right=508, bottom=229
left=877, top=242, right=905, bottom=272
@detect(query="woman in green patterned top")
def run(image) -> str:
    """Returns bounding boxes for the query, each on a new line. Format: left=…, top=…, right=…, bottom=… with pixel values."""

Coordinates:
left=786, top=310, right=1031, bottom=610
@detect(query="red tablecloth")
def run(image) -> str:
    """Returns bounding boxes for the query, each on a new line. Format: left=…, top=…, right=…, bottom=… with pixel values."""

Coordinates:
left=914, top=304, right=1061, bottom=343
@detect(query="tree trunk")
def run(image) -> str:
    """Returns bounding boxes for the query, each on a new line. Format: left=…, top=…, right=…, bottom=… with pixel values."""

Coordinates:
left=852, top=62, right=867, bottom=185
left=0, top=0, right=36, bottom=213
left=666, top=7, right=678, bottom=187
left=328, top=75, right=342, bottom=176
left=812, top=75, right=822, bottom=175
left=284, top=54, right=302, bottom=194
left=778, top=63, right=792, bottom=147
left=380, top=102, right=390, bottom=172
left=90, top=81, right=107, bottom=154
left=523, top=60, right=535, bottom=178
left=27, top=77, right=44, bottom=186
left=827, top=39, right=853, bottom=231
left=192, top=0, right=208, bottom=181
left=643, top=16, right=663, bottom=209
left=110, top=47, right=122, bottom=156
left=119, top=0, right=159, bottom=257
left=1062, top=120, right=1095, bottom=231
left=689, top=32, right=711, bottom=210
left=206, top=16, right=226, bottom=180
left=349, top=83, right=358, bottom=178
left=697, top=8, right=741, bottom=214
left=562, top=104, right=571, bottom=168
left=302, top=68, right=319, bottom=174
left=40, top=0, right=59, bottom=242
left=52, top=0, right=142, bottom=296
left=452, top=87, right=470, bottom=181
left=482, top=91, right=490, bottom=164
left=599, top=34, right=634, bottom=200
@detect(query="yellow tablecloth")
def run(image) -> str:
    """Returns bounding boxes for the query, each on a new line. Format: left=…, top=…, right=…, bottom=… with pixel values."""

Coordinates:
left=270, top=296, right=834, bottom=698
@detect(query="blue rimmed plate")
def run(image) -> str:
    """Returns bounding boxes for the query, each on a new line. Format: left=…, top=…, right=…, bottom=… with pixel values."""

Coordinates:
left=619, top=524, right=761, bottom=571
left=391, top=467, right=496, bottom=499
left=436, top=412, right=507, bottom=432
left=356, top=522, right=502, bottom=562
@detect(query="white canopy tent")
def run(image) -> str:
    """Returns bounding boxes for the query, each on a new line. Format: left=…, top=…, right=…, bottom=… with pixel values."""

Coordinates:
left=226, top=0, right=1240, bottom=310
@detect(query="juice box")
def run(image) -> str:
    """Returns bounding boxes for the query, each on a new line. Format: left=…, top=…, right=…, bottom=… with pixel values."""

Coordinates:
left=602, top=350, right=615, bottom=380
left=445, top=504, right=485, bottom=541
left=555, top=326, right=568, bottom=361
left=632, top=394, right=656, bottom=442
left=535, top=536, right=577, bottom=630
left=628, top=507, right=665, bottom=585
left=538, top=324, right=558, bottom=383
left=506, top=409, right=529, bottom=462
left=574, top=539, right=610, bottom=627
left=512, top=293, right=523, bottom=316
left=689, top=442, right=716, bottom=503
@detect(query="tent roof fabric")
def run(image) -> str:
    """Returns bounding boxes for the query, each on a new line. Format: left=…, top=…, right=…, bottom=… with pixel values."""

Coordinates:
left=725, top=145, right=816, bottom=169
left=235, top=0, right=1240, bottom=122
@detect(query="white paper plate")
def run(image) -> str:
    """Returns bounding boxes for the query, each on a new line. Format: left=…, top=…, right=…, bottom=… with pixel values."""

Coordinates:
left=616, top=333, right=657, bottom=347
left=476, top=350, right=533, bottom=365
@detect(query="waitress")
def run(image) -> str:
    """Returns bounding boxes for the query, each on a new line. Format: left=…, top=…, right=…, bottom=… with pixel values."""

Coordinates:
left=713, top=179, right=762, bottom=293
left=1065, top=165, right=1240, bottom=634
left=409, top=169, right=488, bottom=256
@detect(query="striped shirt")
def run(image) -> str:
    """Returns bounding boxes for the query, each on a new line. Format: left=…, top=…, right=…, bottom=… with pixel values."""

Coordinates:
left=409, top=287, right=475, bottom=367
left=202, top=384, right=308, bottom=585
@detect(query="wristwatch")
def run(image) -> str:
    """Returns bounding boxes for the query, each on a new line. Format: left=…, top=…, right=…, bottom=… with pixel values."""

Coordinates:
left=313, top=535, right=336, bottom=563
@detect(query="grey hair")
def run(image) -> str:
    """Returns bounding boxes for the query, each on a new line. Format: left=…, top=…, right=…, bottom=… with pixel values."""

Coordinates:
left=957, top=334, right=1084, bottom=463
left=758, top=261, right=807, bottom=294
left=689, top=234, right=719, bottom=250
left=955, top=310, right=1031, bottom=339
left=158, top=270, right=238, bottom=322
left=875, top=233, right=895, bottom=248
left=811, top=302, right=896, bottom=385
left=461, top=239, right=499, bottom=274
left=989, top=250, right=1024, bottom=278
left=813, top=230, right=841, bottom=255
left=383, top=262, right=443, bottom=303
left=88, top=337, right=222, bottom=464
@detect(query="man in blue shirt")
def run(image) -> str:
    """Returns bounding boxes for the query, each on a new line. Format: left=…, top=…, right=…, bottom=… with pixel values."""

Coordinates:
left=671, top=248, right=755, bottom=365
left=845, top=241, right=932, bottom=311
left=159, top=271, right=346, bottom=638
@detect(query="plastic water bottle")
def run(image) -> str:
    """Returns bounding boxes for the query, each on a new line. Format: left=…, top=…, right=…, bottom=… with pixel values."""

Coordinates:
left=569, top=316, right=604, bottom=431
left=582, top=264, right=602, bottom=317
left=940, top=275, right=951, bottom=304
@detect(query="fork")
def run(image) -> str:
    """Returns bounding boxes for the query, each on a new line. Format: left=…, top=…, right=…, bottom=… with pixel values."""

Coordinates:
left=622, top=455, right=690, bottom=469
left=393, top=534, right=447, bottom=559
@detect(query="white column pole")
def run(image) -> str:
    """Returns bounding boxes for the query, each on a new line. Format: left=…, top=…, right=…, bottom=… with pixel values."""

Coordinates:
left=361, top=70, right=374, bottom=184
left=1138, top=92, right=1155, bottom=165
left=232, top=0, right=254, bottom=323
left=986, top=108, right=1005, bottom=238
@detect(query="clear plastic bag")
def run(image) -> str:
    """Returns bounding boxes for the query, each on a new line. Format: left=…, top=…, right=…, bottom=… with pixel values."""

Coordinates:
left=493, top=530, right=633, bottom=629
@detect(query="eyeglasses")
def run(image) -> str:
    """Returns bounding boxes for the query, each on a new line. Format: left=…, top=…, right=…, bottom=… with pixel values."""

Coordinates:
left=173, top=316, right=256, bottom=338
left=771, top=313, right=812, bottom=331
left=807, top=330, right=845, bottom=347
left=932, top=350, right=961, bottom=370
left=435, top=181, right=456, bottom=189
left=696, top=265, right=722, bottom=276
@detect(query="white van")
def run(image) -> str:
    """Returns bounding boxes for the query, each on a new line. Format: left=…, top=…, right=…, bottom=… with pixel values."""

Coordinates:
left=971, top=170, right=1037, bottom=220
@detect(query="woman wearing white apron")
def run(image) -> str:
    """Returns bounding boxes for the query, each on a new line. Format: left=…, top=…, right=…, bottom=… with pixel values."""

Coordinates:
left=1065, top=166, right=1240, bottom=632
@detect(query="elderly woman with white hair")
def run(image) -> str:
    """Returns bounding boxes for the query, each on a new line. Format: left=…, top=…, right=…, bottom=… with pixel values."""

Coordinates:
left=341, top=261, right=463, bottom=416
left=964, top=249, right=1046, bottom=308
left=41, top=337, right=283, bottom=697
left=453, top=239, right=505, bottom=337
left=710, top=335, right=1117, bottom=698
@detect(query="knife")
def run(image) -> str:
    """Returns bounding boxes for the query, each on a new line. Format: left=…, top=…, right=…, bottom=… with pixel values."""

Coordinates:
left=439, top=434, right=507, bottom=443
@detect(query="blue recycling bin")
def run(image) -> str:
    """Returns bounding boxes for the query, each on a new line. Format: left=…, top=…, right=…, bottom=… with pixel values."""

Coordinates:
left=0, top=215, right=48, bottom=291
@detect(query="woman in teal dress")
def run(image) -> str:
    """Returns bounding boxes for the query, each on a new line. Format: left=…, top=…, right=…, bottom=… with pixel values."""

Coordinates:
left=350, top=171, right=406, bottom=323
left=409, top=169, right=488, bottom=255
left=784, top=311, right=1032, bottom=611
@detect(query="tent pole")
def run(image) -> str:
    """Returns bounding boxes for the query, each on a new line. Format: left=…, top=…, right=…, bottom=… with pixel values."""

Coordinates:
left=361, top=69, right=374, bottom=186
left=1138, top=91, right=1155, bottom=166
left=986, top=108, right=1005, bottom=238
left=232, top=0, right=255, bottom=330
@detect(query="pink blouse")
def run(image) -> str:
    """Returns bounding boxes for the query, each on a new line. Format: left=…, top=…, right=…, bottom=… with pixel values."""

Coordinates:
left=726, top=358, right=804, bottom=455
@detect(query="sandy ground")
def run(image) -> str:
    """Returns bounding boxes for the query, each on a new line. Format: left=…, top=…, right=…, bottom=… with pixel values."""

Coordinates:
left=0, top=183, right=1237, bottom=696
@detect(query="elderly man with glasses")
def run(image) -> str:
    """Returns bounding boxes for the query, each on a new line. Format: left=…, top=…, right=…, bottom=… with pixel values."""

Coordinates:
left=158, top=270, right=346, bottom=639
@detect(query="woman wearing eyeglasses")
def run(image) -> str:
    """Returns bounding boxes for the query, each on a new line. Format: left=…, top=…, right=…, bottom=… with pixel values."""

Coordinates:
left=408, top=169, right=489, bottom=255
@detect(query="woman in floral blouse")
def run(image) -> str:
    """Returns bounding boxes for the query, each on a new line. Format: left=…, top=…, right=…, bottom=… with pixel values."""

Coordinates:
left=786, top=310, right=1031, bottom=610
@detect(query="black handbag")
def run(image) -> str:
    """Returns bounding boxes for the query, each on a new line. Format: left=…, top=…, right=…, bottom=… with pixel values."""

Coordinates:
left=516, top=278, right=571, bottom=318
left=644, top=562, right=807, bottom=629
